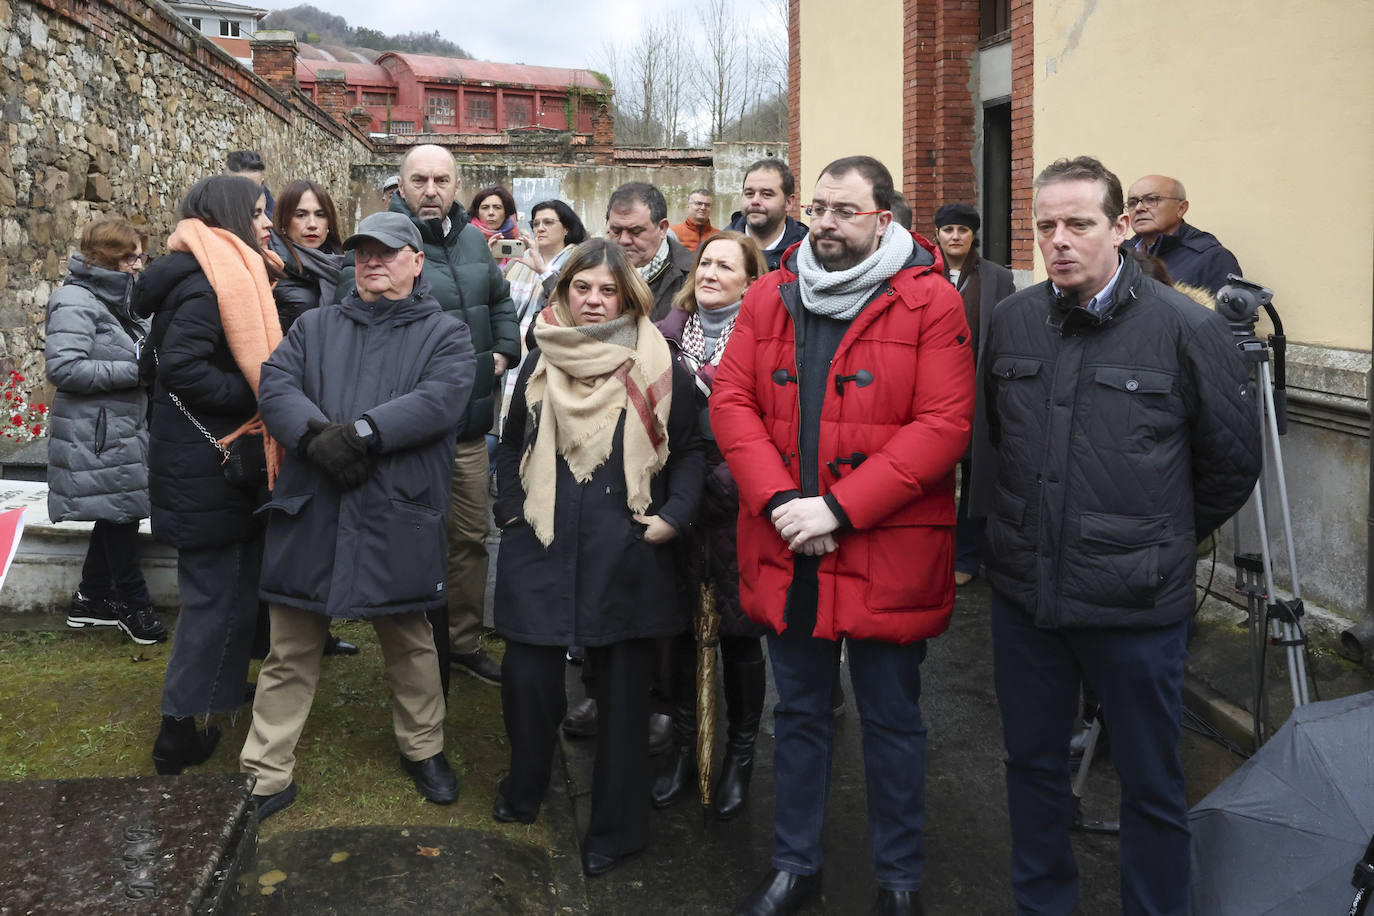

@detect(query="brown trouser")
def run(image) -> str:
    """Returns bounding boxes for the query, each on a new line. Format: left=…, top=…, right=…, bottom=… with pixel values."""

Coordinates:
left=240, top=603, right=446, bottom=796
left=446, top=437, right=491, bottom=655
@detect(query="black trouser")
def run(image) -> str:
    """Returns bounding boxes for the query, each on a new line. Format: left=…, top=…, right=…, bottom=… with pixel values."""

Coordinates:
left=160, top=535, right=262, bottom=717
left=80, top=519, right=152, bottom=605
left=502, top=637, right=654, bottom=857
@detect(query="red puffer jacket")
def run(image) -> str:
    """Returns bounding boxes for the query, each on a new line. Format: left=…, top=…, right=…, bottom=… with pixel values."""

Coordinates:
left=711, top=234, right=975, bottom=644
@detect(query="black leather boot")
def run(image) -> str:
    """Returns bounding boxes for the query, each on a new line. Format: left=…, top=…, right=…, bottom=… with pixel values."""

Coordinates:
left=152, top=715, right=221, bottom=775
left=715, top=642, right=766, bottom=820
left=652, top=633, right=698, bottom=807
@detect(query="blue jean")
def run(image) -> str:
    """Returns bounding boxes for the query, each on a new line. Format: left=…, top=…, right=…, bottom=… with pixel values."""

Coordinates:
left=767, top=628, right=929, bottom=891
left=990, top=590, right=1190, bottom=916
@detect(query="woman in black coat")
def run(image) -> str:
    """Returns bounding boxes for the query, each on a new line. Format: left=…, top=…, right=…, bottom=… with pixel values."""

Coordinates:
left=137, top=175, right=280, bottom=775
left=652, top=231, right=771, bottom=819
left=492, top=239, right=703, bottom=877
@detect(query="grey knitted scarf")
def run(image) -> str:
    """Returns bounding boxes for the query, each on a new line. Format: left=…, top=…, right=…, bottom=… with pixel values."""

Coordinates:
left=796, top=223, right=914, bottom=321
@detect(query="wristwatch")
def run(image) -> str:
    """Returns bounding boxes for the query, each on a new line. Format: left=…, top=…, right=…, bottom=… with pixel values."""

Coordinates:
left=353, top=417, right=375, bottom=446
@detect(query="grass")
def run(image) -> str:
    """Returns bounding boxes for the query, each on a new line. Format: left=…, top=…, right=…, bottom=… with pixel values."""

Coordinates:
left=0, top=621, right=552, bottom=849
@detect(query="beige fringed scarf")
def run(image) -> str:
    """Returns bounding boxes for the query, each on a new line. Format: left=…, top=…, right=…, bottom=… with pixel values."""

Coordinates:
left=520, top=302, right=674, bottom=547
left=166, top=219, right=286, bottom=488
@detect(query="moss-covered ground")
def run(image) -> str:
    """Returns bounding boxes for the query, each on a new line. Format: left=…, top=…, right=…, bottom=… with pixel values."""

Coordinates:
left=0, top=621, right=551, bottom=849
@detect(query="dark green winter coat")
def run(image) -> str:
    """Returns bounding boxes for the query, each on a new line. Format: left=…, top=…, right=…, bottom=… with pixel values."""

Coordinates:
left=337, top=197, right=517, bottom=440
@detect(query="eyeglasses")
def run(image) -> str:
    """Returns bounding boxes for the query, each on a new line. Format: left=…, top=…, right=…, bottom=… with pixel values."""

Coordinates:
left=531, top=219, right=562, bottom=229
left=120, top=253, right=147, bottom=267
left=1126, top=193, right=1182, bottom=210
left=804, top=204, right=886, bottom=222
left=353, top=246, right=410, bottom=265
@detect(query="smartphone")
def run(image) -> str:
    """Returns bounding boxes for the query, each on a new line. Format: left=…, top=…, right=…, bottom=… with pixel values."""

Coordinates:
left=494, top=239, right=527, bottom=259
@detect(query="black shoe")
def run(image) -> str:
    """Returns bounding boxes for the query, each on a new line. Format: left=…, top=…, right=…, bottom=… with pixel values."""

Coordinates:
left=562, top=698, right=598, bottom=738
left=648, top=712, right=673, bottom=757
left=733, top=869, right=822, bottom=916
left=400, top=752, right=458, bottom=804
left=117, top=602, right=168, bottom=645
left=873, top=888, right=923, bottom=915
left=152, top=715, right=221, bottom=775
left=652, top=744, right=695, bottom=808
left=253, top=782, right=298, bottom=821
left=451, top=647, right=501, bottom=685
left=323, top=632, right=359, bottom=656
left=66, top=591, right=119, bottom=628
left=714, top=753, right=755, bottom=820
left=492, top=787, right=536, bottom=825
left=566, top=645, right=585, bottom=665
left=582, top=848, right=634, bottom=877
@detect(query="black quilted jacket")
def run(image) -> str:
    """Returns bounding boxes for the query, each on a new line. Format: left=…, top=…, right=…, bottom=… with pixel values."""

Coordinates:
left=982, top=254, right=1261, bottom=628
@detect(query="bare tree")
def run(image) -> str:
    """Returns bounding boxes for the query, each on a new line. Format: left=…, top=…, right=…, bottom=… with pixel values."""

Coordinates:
left=695, top=0, right=743, bottom=142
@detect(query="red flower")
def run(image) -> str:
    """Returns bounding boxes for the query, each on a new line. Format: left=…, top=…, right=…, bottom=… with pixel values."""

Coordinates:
left=31, top=425, right=41, bottom=436
left=37, top=404, right=47, bottom=414
left=10, top=415, right=21, bottom=426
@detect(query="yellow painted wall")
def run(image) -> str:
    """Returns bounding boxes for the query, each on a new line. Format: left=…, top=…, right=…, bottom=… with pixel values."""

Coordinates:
left=798, top=0, right=905, bottom=200
left=1033, top=0, right=1373, bottom=350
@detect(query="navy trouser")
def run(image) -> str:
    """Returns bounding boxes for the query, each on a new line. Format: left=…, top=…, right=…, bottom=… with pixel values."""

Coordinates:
left=767, top=626, right=929, bottom=891
left=989, top=590, right=1190, bottom=916
left=955, top=457, right=987, bottom=576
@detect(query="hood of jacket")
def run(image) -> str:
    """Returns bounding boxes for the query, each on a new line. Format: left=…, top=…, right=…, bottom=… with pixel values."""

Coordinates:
left=336, top=274, right=444, bottom=328
left=63, top=253, right=135, bottom=316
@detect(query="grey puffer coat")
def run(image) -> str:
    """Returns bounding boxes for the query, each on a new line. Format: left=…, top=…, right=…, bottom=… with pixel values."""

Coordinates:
left=44, top=254, right=150, bottom=523
left=256, top=277, right=476, bottom=618
left=983, top=253, right=1261, bottom=629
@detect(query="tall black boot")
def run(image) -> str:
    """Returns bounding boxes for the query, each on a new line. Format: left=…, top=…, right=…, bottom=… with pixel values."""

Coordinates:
left=652, top=632, right=697, bottom=808
left=715, top=640, right=765, bottom=820
left=152, top=715, right=221, bottom=775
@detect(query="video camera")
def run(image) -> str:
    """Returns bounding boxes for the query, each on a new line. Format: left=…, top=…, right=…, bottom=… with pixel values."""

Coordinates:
left=1217, top=274, right=1287, bottom=435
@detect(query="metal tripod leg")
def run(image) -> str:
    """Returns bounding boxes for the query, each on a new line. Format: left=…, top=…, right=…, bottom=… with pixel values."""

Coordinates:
left=1070, top=712, right=1119, bottom=835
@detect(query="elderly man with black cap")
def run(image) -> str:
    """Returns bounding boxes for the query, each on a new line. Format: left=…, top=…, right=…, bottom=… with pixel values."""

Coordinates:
left=933, top=203, right=1015, bottom=586
left=240, top=210, right=476, bottom=819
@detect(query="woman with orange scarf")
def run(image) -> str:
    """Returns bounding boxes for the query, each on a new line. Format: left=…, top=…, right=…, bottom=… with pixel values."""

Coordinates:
left=135, top=175, right=282, bottom=775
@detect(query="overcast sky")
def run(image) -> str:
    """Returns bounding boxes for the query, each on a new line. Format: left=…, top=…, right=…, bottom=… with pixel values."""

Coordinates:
left=253, top=0, right=734, bottom=70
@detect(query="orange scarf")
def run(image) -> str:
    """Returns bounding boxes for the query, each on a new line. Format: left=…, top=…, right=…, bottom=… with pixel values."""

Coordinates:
left=167, top=219, right=287, bottom=488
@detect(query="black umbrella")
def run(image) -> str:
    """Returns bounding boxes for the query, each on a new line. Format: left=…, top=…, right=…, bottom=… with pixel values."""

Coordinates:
left=1189, top=690, right=1374, bottom=915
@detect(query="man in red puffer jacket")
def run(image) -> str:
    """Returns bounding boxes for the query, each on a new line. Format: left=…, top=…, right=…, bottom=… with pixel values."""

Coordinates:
left=712, top=155, right=974, bottom=916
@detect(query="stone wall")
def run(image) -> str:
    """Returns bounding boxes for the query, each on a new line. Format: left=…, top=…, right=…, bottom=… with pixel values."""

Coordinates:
left=0, top=0, right=371, bottom=404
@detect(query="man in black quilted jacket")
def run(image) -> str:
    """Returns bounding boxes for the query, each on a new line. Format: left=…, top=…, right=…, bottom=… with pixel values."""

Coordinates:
left=983, top=156, right=1261, bottom=916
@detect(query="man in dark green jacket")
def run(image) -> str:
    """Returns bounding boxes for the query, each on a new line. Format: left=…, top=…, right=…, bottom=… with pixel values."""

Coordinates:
left=338, top=144, right=518, bottom=690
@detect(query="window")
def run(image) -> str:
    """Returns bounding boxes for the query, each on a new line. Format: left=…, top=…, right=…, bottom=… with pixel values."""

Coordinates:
left=389, top=121, right=415, bottom=135
left=980, top=0, right=1010, bottom=42
left=465, top=94, right=495, bottom=129
left=186, top=16, right=201, bottom=29
left=219, top=20, right=240, bottom=37
left=426, top=91, right=456, bottom=127
left=505, top=95, right=532, bottom=127
left=362, top=91, right=392, bottom=107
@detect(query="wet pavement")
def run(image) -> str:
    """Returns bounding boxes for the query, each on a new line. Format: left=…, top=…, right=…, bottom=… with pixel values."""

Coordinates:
left=244, top=576, right=1266, bottom=914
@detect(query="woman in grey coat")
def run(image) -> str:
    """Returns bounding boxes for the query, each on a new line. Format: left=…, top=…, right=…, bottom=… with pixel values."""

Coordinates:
left=46, top=218, right=167, bottom=645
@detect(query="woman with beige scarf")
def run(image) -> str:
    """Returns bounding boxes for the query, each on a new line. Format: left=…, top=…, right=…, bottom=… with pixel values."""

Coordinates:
left=491, top=239, right=703, bottom=877
left=135, top=175, right=282, bottom=776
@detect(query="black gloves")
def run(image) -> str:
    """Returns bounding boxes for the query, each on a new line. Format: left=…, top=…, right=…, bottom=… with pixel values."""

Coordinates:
left=305, top=418, right=374, bottom=490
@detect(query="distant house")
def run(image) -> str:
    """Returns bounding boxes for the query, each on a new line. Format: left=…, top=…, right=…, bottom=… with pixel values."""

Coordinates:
left=295, top=53, right=609, bottom=136
left=165, top=0, right=267, bottom=66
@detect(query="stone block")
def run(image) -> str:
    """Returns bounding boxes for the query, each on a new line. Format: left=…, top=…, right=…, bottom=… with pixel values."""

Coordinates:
left=0, top=775, right=257, bottom=914
left=85, top=172, right=113, bottom=202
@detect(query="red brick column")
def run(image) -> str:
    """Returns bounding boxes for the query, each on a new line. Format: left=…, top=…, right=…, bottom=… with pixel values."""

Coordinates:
left=591, top=104, right=614, bottom=165
left=314, top=69, right=349, bottom=124
left=787, top=0, right=801, bottom=199
left=250, top=30, right=298, bottom=95
left=903, top=1, right=977, bottom=228
left=1010, top=0, right=1035, bottom=270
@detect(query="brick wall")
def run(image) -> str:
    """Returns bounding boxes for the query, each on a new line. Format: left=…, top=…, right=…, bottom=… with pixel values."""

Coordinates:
left=1010, top=0, right=1034, bottom=270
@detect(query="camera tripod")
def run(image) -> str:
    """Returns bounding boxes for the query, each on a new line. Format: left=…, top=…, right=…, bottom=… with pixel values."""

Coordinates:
left=1216, top=276, right=1316, bottom=745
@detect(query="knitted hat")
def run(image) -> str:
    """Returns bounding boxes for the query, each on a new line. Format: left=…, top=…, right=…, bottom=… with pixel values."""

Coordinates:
left=934, top=203, right=980, bottom=231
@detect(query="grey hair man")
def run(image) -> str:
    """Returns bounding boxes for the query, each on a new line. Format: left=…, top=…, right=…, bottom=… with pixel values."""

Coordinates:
left=605, top=181, right=694, bottom=321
